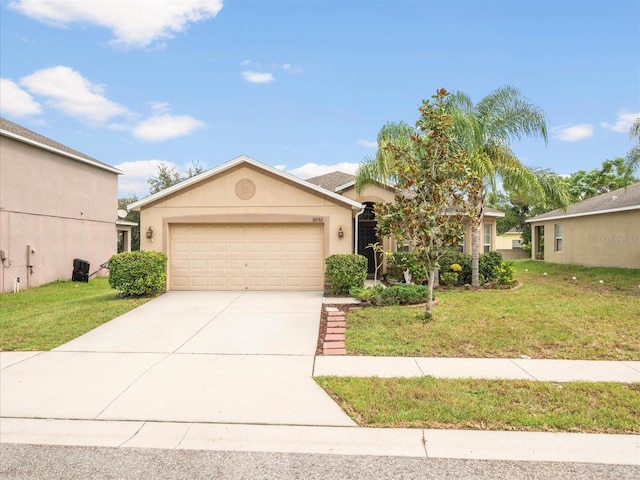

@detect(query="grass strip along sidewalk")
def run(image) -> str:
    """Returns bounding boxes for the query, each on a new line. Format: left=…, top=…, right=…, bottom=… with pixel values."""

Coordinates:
left=0, top=278, right=152, bottom=351
left=316, top=376, right=640, bottom=434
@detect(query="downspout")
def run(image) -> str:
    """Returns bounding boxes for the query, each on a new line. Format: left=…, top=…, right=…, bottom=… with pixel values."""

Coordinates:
left=354, top=207, right=366, bottom=254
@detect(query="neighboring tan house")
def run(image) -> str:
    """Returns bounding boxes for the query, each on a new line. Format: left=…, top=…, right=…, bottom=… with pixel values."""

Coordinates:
left=495, top=228, right=529, bottom=260
left=0, top=117, right=122, bottom=293
left=526, top=182, right=640, bottom=269
left=495, top=228, right=523, bottom=250
left=129, top=155, right=504, bottom=290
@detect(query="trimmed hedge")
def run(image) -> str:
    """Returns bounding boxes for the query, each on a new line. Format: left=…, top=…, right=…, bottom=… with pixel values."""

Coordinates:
left=325, top=254, right=368, bottom=295
left=108, top=251, right=167, bottom=296
left=350, top=284, right=429, bottom=306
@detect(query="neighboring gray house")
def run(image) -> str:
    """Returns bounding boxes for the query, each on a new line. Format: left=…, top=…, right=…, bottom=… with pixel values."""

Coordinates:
left=0, top=117, right=122, bottom=293
left=526, top=182, right=640, bottom=269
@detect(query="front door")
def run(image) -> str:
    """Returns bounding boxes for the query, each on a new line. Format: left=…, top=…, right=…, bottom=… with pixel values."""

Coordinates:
left=358, top=223, right=377, bottom=274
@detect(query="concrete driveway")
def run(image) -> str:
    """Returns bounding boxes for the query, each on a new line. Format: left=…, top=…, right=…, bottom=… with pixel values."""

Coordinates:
left=0, top=291, right=355, bottom=427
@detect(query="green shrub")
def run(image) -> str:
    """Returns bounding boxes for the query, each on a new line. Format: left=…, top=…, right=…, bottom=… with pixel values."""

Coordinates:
left=438, top=251, right=472, bottom=285
left=386, top=251, right=428, bottom=283
left=480, top=251, right=503, bottom=282
left=325, top=254, right=368, bottom=295
left=379, top=284, right=429, bottom=305
left=349, top=285, right=385, bottom=304
left=440, top=271, right=459, bottom=287
left=108, top=251, right=167, bottom=296
left=494, top=261, right=517, bottom=287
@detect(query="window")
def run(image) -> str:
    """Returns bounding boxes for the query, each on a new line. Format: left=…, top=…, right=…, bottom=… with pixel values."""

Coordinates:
left=483, top=224, right=491, bottom=253
left=451, top=234, right=465, bottom=253
left=554, top=224, right=563, bottom=252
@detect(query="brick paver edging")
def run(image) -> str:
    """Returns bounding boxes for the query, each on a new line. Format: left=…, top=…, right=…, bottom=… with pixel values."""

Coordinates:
left=323, top=307, right=347, bottom=355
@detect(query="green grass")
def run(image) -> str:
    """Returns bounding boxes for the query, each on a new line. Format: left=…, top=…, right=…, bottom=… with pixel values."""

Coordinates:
left=316, top=376, right=640, bottom=434
left=346, top=260, right=640, bottom=360
left=0, top=278, right=153, bottom=351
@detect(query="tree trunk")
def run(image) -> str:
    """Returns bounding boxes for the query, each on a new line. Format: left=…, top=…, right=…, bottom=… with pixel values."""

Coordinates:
left=471, top=225, right=481, bottom=287
left=425, top=268, right=435, bottom=320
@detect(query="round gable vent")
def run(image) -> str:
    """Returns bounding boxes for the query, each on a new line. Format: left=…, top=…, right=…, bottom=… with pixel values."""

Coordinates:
left=235, top=178, right=256, bottom=200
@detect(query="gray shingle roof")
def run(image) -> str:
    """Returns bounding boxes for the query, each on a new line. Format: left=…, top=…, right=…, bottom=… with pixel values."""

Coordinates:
left=0, top=116, right=120, bottom=174
left=305, top=171, right=356, bottom=192
left=527, top=181, right=640, bottom=222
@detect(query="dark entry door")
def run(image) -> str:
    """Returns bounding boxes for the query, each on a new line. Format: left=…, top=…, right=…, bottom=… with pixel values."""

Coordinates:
left=358, top=224, right=377, bottom=274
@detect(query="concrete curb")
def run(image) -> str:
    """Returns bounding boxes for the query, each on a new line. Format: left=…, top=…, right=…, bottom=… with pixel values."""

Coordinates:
left=1, top=418, right=638, bottom=465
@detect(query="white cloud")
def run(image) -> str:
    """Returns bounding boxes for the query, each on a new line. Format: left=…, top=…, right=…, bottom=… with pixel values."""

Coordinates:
left=20, top=66, right=128, bottom=123
left=9, top=0, right=223, bottom=49
left=0, top=78, right=42, bottom=117
left=283, top=63, right=302, bottom=74
left=552, top=123, right=594, bottom=142
left=115, top=159, right=178, bottom=196
left=357, top=139, right=377, bottom=149
left=273, top=164, right=287, bottom=171
left=600, top=111, right=640, bottom=133
left=241, top=71, right=274, bottom=84
left=133, top=113, right=204, bottom=141
left=288, top=162, right=360, bottom=179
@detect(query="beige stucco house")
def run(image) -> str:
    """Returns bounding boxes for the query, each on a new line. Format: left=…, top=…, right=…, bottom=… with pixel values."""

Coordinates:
left=129, top=155, right=504, bottom=291
left=0, top=117, right=122, bottom=293
left=526, top=182, right=640, bottom=269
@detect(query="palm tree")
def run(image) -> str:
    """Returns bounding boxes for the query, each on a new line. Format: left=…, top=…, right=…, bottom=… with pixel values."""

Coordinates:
left=356, top=86, right=568, bottom=287
left=626, top=117, right=640, bottom=178
left=354, top=121, right=414, bottom=194
left=445, top=86, right=570, bottom=286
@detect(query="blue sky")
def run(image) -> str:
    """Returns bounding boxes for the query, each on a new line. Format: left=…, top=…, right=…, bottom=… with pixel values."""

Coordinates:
left=1, top=0, right=638, bottom=198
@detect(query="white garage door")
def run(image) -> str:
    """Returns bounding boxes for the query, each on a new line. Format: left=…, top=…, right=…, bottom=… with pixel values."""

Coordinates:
left=170, top=224, right=324, bottom=290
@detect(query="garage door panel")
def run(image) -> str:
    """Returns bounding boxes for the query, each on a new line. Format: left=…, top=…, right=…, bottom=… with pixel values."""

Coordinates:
left=210, top=242, right=228, bottom=252
left=170, top=224, right=323, bottom=291
left=191, top=259, right=208, bottom=270
left=191, top=242, right=209, bottom=252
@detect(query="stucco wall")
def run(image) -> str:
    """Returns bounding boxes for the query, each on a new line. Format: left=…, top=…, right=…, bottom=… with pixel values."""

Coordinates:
left=139, top=164, right=355, bottom=258
left=0, top=136, right=118, bottom=293
left=531, top=210, right=640, bottom=269
left=459, top=217, right=499, bottom=255
left=495, top=232, right=523, bottom=250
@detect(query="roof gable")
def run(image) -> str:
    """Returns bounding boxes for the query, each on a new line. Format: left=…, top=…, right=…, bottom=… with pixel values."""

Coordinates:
left=526, top=182, right=640, bottom=223
left=128, top=156, right=363, bottom=211
left=0, top=116, right=122, bottom=175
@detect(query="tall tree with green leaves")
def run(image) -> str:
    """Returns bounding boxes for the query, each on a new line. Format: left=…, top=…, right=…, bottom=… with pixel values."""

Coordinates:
left=565, top=157, right=638, bottom=202
left=375, top=89, right=476, bottom=320
left=118, top=194, right=140, bottom=250
left=148, top=160, right=206, bottom=194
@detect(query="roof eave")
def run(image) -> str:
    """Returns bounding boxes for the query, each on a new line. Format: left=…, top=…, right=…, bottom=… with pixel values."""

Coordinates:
left=526, top=205, right=640, bottom=223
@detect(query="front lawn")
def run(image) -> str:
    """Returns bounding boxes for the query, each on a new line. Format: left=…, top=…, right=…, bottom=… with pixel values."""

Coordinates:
left=316, top=376, right=640, bottom=434
left=0, top=278, right=153, bottom=351
left=345, top=260, right=639, bottom=360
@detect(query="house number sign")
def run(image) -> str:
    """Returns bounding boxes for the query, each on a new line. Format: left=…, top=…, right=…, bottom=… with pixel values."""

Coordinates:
left=312, top=217, right=324, bottom=222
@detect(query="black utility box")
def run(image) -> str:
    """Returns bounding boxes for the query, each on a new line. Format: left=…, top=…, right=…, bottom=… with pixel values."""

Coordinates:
left=72, top=258, right=90, bottom=282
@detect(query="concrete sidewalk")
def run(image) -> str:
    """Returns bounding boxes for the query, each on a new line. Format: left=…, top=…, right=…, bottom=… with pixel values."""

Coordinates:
left=313, top=356, right=640, bottom=383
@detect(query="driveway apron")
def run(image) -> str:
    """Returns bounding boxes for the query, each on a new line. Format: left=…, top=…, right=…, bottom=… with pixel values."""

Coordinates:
left=0, top=291, right=355, bottom=427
